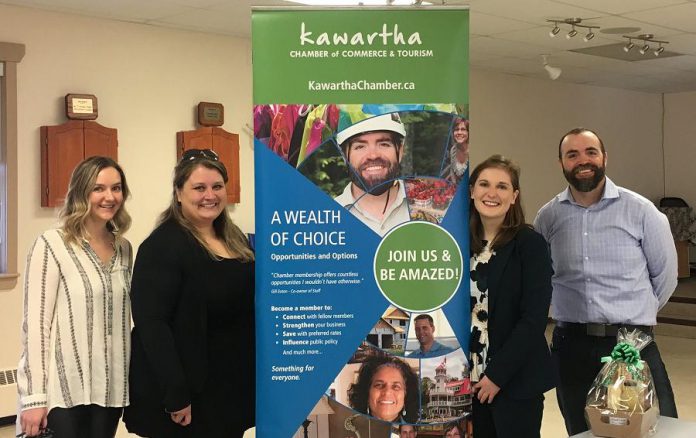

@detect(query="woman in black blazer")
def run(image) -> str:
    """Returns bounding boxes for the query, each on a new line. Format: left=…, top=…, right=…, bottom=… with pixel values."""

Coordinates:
left=123, top=149, right=255, bottom=437
left=468, top=155, right=554, bottom=438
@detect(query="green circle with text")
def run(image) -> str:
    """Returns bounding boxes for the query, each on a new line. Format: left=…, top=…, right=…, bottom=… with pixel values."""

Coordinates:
left=374, top=222, right=463, bottom=312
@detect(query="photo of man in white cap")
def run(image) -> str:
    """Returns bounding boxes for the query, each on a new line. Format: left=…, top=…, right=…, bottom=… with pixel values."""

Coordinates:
left=334, top=113, right=410, bottom=236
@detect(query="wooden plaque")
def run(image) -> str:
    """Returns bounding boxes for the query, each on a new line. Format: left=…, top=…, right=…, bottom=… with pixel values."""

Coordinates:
left=65, top=94, right=98, bottom=120
left=198, top=102, right=224, bottom=127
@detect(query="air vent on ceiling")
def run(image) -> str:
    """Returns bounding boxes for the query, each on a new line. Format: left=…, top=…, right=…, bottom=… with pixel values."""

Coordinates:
left=0, top=369, right=18, bottom=386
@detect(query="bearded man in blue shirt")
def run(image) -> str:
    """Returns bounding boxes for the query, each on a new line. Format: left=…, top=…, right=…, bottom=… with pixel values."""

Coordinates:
left=534, top=127, right=678, bottom=436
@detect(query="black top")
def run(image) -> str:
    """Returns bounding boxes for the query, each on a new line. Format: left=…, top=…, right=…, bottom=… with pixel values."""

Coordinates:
left=124, top=219, right=255, bottom=437
left=473, top=226, right=556, bottom=399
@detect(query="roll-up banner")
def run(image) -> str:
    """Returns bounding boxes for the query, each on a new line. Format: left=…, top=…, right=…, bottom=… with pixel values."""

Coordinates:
left=253, top=7, right=471, bottom=437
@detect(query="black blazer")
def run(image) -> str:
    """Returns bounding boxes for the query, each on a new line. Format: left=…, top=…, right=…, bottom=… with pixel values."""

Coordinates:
left=482, top=226, right=556, bottom=399
left=124, top=219, right=255, bottom=436
left=127, top=220, right=210, bottom=412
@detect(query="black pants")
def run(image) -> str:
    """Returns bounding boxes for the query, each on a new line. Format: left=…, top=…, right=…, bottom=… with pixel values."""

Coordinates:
left=472, top=393, right=544, bottom=438
left=552, top=326, right=678, bottom=436
left=47, top=404, right=122, bottom=438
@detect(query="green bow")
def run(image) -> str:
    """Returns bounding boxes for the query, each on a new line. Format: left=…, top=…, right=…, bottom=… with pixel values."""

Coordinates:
left=601, top=342, right=645, bottom=381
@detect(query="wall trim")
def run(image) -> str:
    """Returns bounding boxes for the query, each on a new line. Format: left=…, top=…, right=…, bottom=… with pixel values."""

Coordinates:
left=0, top=41, right=25, bottom=290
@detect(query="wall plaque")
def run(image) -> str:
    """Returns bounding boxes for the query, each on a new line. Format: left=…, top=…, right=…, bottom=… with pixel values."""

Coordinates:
left=65, top=94, right=98, bottom=120
left=198, top=102, right=224, bottom=126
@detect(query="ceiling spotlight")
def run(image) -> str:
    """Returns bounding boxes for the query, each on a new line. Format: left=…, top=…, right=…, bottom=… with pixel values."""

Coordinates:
left=621, top=34, right=668, bottom=56
left=546, top=18, right=599, bottom=42
left=566, top=26, right=578, bottom=39
left=549, top=24, right=561, bottom=37
left=541, top=54, right=562, bottom=80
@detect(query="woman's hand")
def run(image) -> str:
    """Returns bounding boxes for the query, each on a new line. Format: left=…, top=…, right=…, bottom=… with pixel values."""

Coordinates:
left=473, top=376, right=500, bottom=404
left=170, top=405, right=192, bottom=427
left=20, top=407, right=47, bottom=437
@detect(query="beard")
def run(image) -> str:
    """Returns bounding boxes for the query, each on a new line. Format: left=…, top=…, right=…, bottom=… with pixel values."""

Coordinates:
left=350, top=158, right=401, bottom=195
left=563, top=163, right=606, bottom=192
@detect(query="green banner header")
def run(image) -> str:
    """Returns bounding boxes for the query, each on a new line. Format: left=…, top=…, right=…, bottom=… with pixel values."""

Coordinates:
left=252, top=8, right=469, bottom=104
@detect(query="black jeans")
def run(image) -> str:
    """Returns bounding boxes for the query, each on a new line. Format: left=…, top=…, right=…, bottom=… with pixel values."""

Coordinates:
left=552, top=326, right=678, bottom=436
left=472, top=393, right=544, bottom=438
left=47, top=404, right=122, bottom=438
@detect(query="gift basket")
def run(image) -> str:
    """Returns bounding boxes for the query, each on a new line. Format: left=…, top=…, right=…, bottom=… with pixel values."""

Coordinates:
left=585, top=328, right=659, bottom=438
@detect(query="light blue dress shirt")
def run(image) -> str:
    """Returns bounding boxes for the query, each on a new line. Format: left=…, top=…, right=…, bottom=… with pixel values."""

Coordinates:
left=407, top=340, right=455, bottom=358
left=534, top=177, right=677, bottom=326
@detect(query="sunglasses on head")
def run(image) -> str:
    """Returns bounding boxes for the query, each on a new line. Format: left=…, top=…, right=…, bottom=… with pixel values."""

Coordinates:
left=181, top=149, right=219, bottom=162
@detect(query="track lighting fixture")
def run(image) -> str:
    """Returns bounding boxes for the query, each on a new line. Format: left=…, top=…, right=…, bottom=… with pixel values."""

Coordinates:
left=546, top=18, right=599, bottom=43
left=621, top=34, right=669, bottom=57
left=541, top=54, right=562, bottom=80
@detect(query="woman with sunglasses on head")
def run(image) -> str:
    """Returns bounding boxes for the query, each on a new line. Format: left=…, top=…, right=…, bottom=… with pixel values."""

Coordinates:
left=124, top=149, right=255, bottom=438
left=468, top=155, right=554, bottom=438
left=17, top=157, right=132, bottom=438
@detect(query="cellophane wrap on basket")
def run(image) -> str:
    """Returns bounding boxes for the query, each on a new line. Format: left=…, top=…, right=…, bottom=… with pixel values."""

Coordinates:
left=585, top=328, right=659, bottom=436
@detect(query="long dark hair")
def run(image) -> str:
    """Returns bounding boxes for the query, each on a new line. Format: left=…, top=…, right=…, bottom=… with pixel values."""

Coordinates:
left=159, top=157, right=254, bottom=262
left=469, top=154, right=529, bottom=254
left=348, top=355, right=419, bottom=423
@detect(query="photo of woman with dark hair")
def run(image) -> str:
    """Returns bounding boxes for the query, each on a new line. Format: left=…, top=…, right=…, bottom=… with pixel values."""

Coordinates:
left=348, top=355, right=420, bottom=423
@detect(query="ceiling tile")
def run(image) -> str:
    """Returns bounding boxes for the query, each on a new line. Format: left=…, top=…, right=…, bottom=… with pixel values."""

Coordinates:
left=470, top=12, right=539, bottom=36
left=590, top=15, right=684, bottom=40
left=550, top=50, right=636, bottom=71
left=551, top=0, right=687, bottom=16
left=664, top=33, right=696, bottom=55
left=624, top=3, right=696, bottom=33
left=470, top=36, right=551, bottom=59
left=469, top=0, right=605, bottom=25
left=642, top=54, right=696, bottom=72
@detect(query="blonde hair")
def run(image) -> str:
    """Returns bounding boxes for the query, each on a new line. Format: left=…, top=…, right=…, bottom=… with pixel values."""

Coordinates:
left=59, top=156, right=131, bottom=244
left=159, top=157, right=254, bottom=262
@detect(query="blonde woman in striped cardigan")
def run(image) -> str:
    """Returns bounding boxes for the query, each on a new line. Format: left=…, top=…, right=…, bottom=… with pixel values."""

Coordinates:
left=17, top=156, right=132, bottom=438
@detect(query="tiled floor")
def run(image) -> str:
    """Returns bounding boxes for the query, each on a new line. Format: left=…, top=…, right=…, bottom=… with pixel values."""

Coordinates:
left=2, top=332, right=694, bottom=438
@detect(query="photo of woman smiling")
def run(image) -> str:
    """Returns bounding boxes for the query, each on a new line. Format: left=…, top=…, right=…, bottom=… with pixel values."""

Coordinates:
left=348, top=355, right=420, bottom=423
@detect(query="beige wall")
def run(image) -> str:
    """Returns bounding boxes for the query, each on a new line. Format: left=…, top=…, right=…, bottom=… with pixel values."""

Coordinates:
left=0, top=3, right=693, bottom=418
left=469, top=69, right=665, bottom=219
left=664, top=91, right=696, bottom=208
